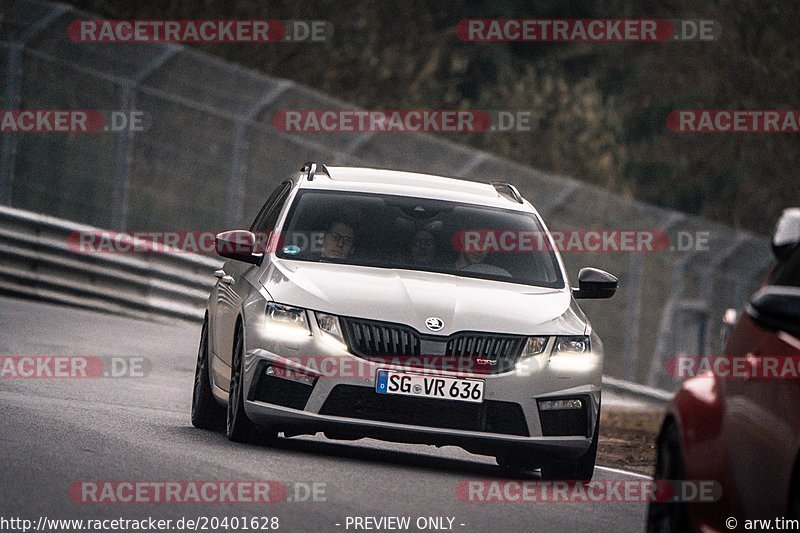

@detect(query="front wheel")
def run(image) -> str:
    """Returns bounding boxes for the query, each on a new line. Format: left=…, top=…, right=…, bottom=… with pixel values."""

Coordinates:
left=540, top=416, right=599, bottom=481
left=226, top=325, right=259, bottom=442
left=191, top=318, right=226, bottom=431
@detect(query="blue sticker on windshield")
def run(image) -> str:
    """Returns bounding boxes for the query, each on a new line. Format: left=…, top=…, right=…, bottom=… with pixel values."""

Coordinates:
left=282, top=245, right=301, bottom=255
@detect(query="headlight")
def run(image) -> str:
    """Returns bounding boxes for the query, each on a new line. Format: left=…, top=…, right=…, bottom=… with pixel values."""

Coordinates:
left=515, top=336, right=548, bottom=375
left=265, top=302, right=310, bottom=338
left=552, top=336, right=590, bottom=354
left=316, top=312, right=348, bottom=351
left=316, top=312, right=344, bottom=342
left=549, top=335, right=596, bottom=372
left=520, top=336, right=548, bottom=358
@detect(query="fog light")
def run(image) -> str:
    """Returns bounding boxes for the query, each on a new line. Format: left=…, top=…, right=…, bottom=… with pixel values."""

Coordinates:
left=539, top=398, right=583, bottom=411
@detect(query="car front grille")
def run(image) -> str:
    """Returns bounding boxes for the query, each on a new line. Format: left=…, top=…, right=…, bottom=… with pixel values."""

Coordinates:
left=444, top=333, right=527, bottom=372
left=339, top=316, right=527, bottom=374
left=319, top=385, right=530, bottom=436
left=341, top=317, right=421, bottom=357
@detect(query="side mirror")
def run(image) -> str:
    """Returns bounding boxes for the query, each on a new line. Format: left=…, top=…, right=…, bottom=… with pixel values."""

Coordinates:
left=772, top=207, right=800, bottom=261
left=215, top=230, right=262, bottom=265
left=746, top=286, right=800, bottom=338
left=572, top=267, right=617, bottom=299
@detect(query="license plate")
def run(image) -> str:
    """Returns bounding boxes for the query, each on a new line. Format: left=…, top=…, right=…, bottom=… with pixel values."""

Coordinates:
left=375, top=370, right=484, bottom=403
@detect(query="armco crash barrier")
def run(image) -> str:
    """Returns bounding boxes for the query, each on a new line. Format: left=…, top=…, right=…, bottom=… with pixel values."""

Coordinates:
left=0, top=205, right=221, bottom=320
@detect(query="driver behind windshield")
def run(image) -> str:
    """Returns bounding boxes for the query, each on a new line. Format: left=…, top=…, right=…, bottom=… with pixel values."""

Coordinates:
left=321, top=220, right=356, bottom=259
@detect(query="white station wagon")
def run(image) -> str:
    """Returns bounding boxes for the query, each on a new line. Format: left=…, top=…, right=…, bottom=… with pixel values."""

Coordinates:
left=191, top=162, right=617, bottom=480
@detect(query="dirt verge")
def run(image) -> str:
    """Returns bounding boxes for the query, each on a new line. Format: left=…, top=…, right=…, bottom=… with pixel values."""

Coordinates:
left=598, top=405, right=665, bottom=476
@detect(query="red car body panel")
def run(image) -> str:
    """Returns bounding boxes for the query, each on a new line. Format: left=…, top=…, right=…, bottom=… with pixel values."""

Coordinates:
left=667, top=312, right=800, bottom=531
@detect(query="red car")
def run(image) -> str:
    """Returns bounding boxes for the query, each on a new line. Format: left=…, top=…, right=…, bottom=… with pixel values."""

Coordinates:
left=648, top=208, right=800, bottom=532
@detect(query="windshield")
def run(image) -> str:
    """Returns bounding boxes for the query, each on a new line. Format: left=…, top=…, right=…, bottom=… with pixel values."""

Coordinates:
left=275, top=190, right=564, bottom=288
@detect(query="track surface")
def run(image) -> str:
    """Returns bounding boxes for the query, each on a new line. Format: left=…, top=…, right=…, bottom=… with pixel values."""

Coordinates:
left=0, top=297, right=647, bottom=532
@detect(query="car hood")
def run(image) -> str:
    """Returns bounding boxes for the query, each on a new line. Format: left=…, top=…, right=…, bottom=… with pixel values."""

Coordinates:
left=260, top=259, right=586, bottom=336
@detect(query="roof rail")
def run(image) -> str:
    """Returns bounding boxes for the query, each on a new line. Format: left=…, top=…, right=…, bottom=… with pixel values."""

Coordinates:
left=491, top=181, right=524, bottom=204
left=301, top=161, right=331, bottom=181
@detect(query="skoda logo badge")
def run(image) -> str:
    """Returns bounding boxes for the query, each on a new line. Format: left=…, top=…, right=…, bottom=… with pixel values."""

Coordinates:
left=425, top=317, right=444, bottom=332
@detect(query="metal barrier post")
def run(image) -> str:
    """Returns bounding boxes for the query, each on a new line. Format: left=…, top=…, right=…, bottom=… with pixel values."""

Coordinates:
left=0, top=4, right=69, bottom=205
left=110, top=46, right=178, bottom=230
left=622, top=213, right=684, bottom=381
left=225, top=81, right=291, bottom=228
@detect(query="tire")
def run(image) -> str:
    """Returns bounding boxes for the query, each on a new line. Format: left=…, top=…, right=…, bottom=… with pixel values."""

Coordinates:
left=226, top=323, right=259, bottom=442
left=789, top=470, right=800, bottom=521
left=646, top=420, right=689, bottom=533
left=191, top=318, right=226, bottom=431
left=540, top=416, right=599, bottom=481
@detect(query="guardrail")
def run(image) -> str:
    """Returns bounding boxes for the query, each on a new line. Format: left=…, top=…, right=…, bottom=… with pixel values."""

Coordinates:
left=602, top=376, right=672, bottom=406
left=0, top=205, right=221, bottom=320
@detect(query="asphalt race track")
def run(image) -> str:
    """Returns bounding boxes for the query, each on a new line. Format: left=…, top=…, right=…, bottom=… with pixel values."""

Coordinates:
left=0, top=296, right=648, bottom=532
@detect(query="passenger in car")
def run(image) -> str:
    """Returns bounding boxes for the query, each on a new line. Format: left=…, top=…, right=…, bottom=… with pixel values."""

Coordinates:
left=455, top=247, right=488, bottom=270
left=454, top=241, right=511, bottom=277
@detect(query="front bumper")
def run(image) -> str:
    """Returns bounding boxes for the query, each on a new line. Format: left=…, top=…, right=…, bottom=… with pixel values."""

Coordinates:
left=241, top=315, right=602, bottom=459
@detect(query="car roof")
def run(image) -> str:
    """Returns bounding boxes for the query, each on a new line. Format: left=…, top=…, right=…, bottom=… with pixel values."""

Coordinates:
left=295, top=165, right=535, bottom=212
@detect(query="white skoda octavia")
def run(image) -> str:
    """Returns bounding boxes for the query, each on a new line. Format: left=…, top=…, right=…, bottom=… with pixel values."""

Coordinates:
left=191, top=162, right=617, bottom=480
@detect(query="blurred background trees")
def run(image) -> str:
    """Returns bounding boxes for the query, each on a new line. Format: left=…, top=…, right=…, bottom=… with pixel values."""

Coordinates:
left=67, top=0, right=800, bottom=234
